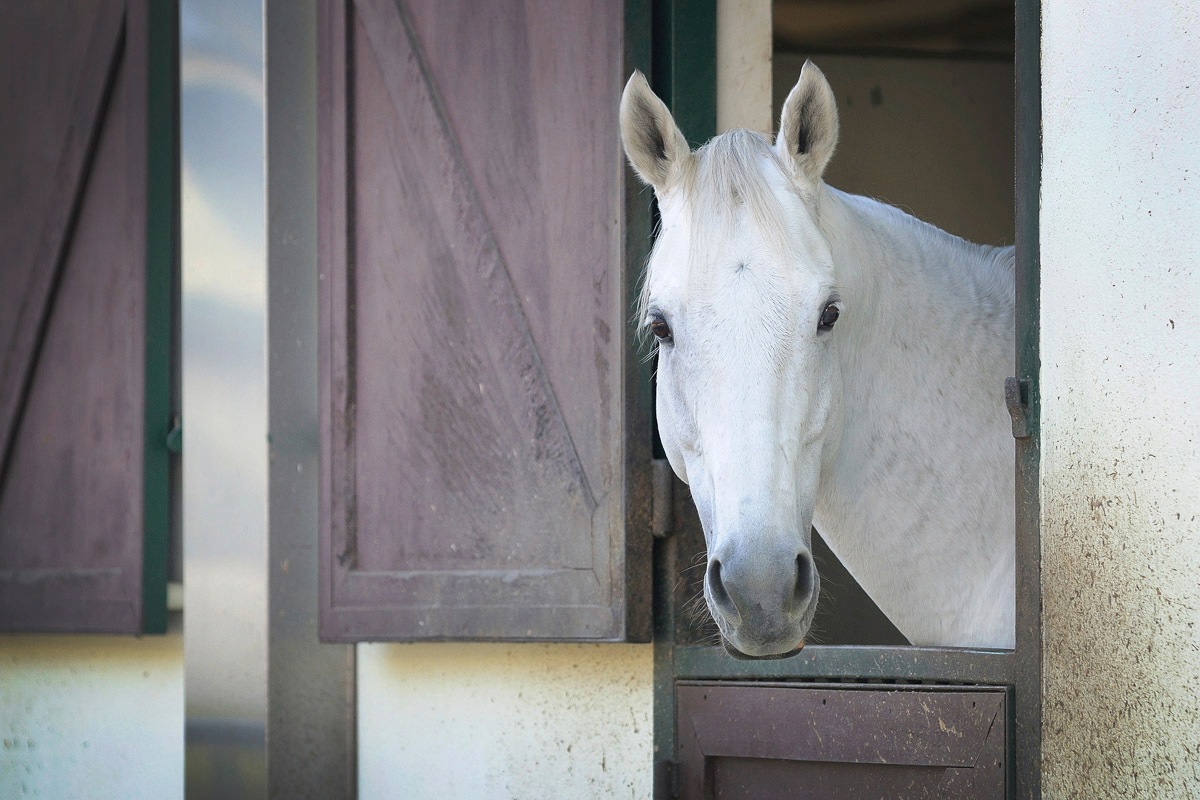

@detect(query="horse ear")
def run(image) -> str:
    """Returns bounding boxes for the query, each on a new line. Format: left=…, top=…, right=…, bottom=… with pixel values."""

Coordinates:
left=775, top=61, right=839, bottom=185
left=621, top=71, right=690, bottom=192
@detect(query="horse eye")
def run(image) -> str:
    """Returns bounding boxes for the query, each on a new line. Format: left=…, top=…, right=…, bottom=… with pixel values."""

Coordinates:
left=649, top=316, right=673, bottom=342
left=818, top=303, right=840, bottom=332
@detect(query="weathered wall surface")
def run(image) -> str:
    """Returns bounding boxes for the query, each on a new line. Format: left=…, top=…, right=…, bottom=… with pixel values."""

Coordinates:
left=718, top=0, right=772, bottom=134
left=358, top=643, right=652, bottom=799
left=0, top=632, right=183, bottom=799
left=1040, top=2, right=1200, bottom=796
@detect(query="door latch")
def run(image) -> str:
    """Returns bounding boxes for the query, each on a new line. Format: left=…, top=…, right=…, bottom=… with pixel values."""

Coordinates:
left=651, top=458, right=673, bottom=538
left=165, top=415, right=183, bottom=454
left=1004, top=377, right=1031, bottom=439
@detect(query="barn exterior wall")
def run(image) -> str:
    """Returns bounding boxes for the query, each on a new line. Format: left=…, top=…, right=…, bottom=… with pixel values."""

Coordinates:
left=1040, top=1, right=1200, bottom=796
left=358, top=643, right=652, bottom=798
left=0, top=632, right=183, bottom=799
left=717, top=0, right=773, bottom=134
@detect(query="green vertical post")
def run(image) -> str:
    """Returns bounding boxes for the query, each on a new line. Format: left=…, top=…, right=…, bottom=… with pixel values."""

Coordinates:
left=1013, top=0, right=1043, bottom=797
left=648, top=1, right=717, bottom=796
left=651, top=0, right=717, bottom=147
left=142, top=0, right=180, bottom=635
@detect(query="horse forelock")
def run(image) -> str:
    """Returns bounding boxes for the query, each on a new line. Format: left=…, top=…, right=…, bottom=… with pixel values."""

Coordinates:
left=636, top=129, right=818, bottom=342
left=687, top=130, right=802, bottom=261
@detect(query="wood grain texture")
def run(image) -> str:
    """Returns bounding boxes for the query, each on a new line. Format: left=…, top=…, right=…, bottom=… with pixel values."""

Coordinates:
left=0, top=0, right=152, bottom=633
left=676, top=683, right=1007, bottom=799
left=0, top=0, right=125, bottom=469
left=318, top=0, right=640, bottom=640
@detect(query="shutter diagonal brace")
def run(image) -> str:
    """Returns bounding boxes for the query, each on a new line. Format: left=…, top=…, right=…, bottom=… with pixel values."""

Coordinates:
left=0, top=0, right=127, bottom=487
left=354, top=0, right=598, bottom=514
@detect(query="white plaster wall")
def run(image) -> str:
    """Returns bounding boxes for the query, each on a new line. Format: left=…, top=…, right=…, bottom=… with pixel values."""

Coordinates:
left=0, top=632, right=184, bottom=799
left=1040, top=1, right=1200, bottom=796
left=357, top=643, right=652, bottom=799
left=717, top=0, right=772, bottom=134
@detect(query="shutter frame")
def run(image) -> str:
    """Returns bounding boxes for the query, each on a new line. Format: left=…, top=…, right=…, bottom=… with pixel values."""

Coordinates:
left=317, top=0, right=651, bottom=642
left=0, top=0, right=175, bottom=634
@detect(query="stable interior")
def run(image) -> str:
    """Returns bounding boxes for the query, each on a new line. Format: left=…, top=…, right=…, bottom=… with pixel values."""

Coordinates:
left=772, top=0, right=1016, bottom=646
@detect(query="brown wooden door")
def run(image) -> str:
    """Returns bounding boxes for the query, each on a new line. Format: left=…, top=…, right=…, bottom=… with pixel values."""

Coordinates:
left=317, top=0, right=651, bottom=641
left=676, top=683, right=1008, bottom=799
left=0, top=0, right=175, bottom=633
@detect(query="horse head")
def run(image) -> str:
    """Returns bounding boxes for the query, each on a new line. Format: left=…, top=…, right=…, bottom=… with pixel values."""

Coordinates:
left=621, top=63, right=843, bottom=658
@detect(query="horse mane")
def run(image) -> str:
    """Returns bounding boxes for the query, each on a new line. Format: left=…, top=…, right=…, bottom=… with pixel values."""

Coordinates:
left=830, top=189, right=1016, bottom=333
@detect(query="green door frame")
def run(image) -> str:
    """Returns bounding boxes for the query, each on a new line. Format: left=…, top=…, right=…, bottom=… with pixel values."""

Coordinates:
left=142, top=0, right=180, bottom=636
left=645, top=2, right=1042, bottom=797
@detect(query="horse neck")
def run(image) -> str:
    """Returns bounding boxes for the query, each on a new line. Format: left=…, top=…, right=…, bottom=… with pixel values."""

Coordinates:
left=819, top=186, right=1015, bottom=359
left=811, top=185, right=1016, bottom=647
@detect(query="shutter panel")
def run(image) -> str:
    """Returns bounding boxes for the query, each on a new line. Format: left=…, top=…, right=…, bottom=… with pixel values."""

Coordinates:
left=675, top=684, right=1008, bottom=798
left=0, top=0, right=173, bottom=633
left=318, top=0, right=650, bottom=640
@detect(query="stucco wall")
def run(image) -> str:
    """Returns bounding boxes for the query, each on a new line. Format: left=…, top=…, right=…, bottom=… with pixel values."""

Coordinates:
left=0, top=632, right=183, bottom=799
left=358, top=643, right=652, bottom=799
left=1040, top=2, right=1200, bottom=796
left=717, top=0, right=772, bottom=134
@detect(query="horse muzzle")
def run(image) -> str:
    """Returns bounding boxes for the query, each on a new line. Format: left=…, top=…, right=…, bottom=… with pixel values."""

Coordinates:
left=704, top=543, right=818, bottom=658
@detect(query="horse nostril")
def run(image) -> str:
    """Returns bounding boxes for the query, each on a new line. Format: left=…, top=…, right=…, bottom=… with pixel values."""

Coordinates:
left=706, top=559, right=739, bottom=622
left=794, top=553, right=815, bottom=608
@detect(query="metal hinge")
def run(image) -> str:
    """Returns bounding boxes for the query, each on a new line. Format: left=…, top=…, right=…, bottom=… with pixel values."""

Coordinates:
left=651, top=458, right=674, bottom=538
left=165, top=415, right=183, bottom=454
left=1004, top=377, right=1031, bottom=439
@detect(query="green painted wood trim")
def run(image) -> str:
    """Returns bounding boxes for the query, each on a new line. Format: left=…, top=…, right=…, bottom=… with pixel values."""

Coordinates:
left=141, top=0, right=179, bottom=635
left=1013, top=0, right=1042, bottom=797
left=648, top=2, right=716, bottom=795
left=675, top=644, right=1015, bottom=685
left=622, top=0, right=657, bottom=644
left=650, top=0, right=717, bottom=146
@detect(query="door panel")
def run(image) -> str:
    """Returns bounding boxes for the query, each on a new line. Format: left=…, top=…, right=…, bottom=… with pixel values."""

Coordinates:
left=676, top=683, right=1007, bottom=799
left=0, top=0, right=173, bottom=633
left=318, top=0, right=649, bottom=641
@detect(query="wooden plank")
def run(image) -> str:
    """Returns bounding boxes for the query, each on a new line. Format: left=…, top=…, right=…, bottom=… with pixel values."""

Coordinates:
left=711, top=759, right=946, bottom=799
left=335, top=0, right=596, bottom=574
left=0, top=0, right=126, bottom=477
left=676, top=683, right=1007, bottom=799
left=678, top=685, right=1004, bottom=766
left=0, top=0, right=159, bottom=634
left=674, top=644, right=1014, bottom=684
left=318, top=0, right=637, bottom=640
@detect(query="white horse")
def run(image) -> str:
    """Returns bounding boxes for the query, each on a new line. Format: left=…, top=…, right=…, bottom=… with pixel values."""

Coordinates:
left=621, top=62, right=1015, bottom=657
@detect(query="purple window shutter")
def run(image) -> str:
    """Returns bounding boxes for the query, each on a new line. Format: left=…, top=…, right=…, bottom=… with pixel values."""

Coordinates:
left=0, top=0, right=170, bottom=633
left=317, top=0, right=651, bottom=641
